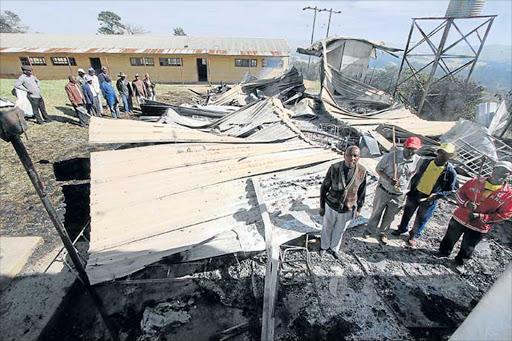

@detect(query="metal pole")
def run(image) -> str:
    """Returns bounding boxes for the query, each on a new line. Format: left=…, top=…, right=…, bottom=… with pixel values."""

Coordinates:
left=466, top=17, right=494, bottom=82
left=416, top=18, right=452, bottom=116
left=303, top=6, right=318, bottom=73
left=326, top=9, right=333, bottom=38
left=9, top=135, right=120, bottom=341
left=393, top=19, right=416, bottom=97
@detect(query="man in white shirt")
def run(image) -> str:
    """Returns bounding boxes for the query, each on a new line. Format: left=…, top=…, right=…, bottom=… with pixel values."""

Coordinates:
left=88, top=68, right=102, bottom=115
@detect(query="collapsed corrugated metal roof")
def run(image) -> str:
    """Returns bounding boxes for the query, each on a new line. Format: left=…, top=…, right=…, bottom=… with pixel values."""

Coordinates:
left=0, top=33, right=290, bottom=56
left=296, top=36, right=402, bottom=58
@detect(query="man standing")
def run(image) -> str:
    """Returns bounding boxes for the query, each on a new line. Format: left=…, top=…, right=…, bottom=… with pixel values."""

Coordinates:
left=439, top=161, right=512, bottom=273
left=98, top=66, right=110, bottom=85
left=143, top=73, right=156, bottom=101
left=14, top=65, right=53, bottom=124
left=116, top=72, right=134, bottom=114
left=132, top=74, right=147, bottom=108
left=77, top=68, right=87, bottom=86
left=83, top=75, right=99, bottom=117
left=364, top=137, right=422, bottom=244
left=65, top=75, right=89, bottom=127
left=88, top=68, right=102, bottom=115
left=101, top=75, right=121, bottom=119
left=319, top=145, right=367, bottom=258
left=393, top=143, right=458, bottom=247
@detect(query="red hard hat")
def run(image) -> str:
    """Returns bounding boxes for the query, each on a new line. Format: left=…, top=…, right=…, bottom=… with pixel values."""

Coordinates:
left=405, top=136, right=422, bottom=149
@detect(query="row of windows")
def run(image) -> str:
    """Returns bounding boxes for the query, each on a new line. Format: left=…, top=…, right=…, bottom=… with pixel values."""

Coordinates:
left=19, top=56, right=283, bottom=68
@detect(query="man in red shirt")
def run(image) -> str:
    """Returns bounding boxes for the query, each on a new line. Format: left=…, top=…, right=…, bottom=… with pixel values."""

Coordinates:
left=65, top=75, right=89, bottom=127
left=439, top=161, right=512, bottom=273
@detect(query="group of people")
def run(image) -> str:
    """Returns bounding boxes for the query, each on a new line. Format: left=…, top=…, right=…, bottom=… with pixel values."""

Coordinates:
left=319, top=141, right=512, bottom=274
left=64, top=66, right=156, bottom=127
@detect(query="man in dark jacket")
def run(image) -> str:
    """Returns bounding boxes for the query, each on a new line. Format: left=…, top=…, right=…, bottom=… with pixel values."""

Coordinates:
left=319, top=145, right=367, bottom=258
left=116, top=72, right=133, bottom=114
left=83, top=75, right=99, bottom=117
left=393, top=143, right=457, bottom=247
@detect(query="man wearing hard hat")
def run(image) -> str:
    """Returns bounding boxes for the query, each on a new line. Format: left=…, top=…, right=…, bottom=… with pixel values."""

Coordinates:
left=440, top=161, right=512, bottom=273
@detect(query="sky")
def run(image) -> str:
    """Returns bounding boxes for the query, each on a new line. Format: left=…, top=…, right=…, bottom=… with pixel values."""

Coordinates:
left=2, top=0, right=511, bottom=48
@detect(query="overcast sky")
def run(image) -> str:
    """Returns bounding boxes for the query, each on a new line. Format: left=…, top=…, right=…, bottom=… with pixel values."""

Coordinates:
left=2, top=0, right=511, bottom=48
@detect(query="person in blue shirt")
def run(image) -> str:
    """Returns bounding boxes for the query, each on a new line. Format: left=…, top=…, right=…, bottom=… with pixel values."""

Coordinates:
left=100, top=75, right=121, bottom=119
left=82, top=75, right=99, bottom=117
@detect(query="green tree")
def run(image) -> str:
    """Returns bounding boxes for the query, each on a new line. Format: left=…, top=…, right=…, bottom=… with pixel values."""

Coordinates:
left=97, top=11, right=125, bottom=35
left=0, top=10, right=28, bottom=33
left=173, top=27, right=186, bottom=36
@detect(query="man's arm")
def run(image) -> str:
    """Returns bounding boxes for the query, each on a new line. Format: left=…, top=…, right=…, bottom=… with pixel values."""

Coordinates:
left=319, top=167, right=332, bottom=216
left=356, top=173, right=367, bottom=216
left=14, top=76, right=29, bottom=92
left=65, top=85, right=77, bottom=105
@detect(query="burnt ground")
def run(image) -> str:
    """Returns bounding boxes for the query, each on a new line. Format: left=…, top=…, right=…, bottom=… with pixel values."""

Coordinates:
left=2, top=81, right=511, bottom=341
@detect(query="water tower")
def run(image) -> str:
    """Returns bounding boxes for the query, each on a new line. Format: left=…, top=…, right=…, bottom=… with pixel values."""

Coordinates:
left=393, top=0, right=496, bottom=116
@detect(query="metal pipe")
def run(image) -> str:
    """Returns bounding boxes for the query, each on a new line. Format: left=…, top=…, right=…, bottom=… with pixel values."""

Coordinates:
left=9, top=135, right=120, bottom=341
left=466, top=17, right=494, bottom=82
left=393, top=19, right=416, bottom=98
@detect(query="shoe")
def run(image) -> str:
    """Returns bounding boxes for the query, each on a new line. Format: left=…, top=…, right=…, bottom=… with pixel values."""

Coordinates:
left=392, top=229, right=405, bottom=236
left=407, top=237, right=417, bottom=247
left=319, top=249, right=326, bottom=257
left=362, top=230, right=372, bottom=239
left=434, top=250, right=450, bottom=259
left=36, top=121, right=45, bottom=125
left=379, top=235, right=389, bottom=245
left=331, top=250, right=342, bottom=260
left=453, top=262, right=465, bottom=274
left=45, top=118, right=53, bottom=122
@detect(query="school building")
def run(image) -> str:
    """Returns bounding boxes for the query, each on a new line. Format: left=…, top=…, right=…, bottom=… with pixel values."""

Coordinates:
left=0, top=33, right=291, bottom=83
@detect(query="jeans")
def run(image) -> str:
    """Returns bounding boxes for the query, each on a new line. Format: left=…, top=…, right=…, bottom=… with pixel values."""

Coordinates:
left=397, top=189, right=437, bottom=238
left=121, top=94, right=133, bottom=113
left=28, top=96, right=51, bottom=122
left=440, top=218, right=484, bottom=265
left=108, top=104, right=121, bottom=119
left=367, top=185, right=405, bottom=236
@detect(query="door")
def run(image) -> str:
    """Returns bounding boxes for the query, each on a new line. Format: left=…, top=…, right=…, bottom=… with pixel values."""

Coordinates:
left=196, top=58, right=208, bottom=82
left=89, top=58, right=102, bottom=74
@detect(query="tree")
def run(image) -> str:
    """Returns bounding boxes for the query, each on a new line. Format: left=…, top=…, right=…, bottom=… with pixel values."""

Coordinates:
left=124, top=23, right=149, bottom=35
left=0, top=10, right=28, bottom=33
left=97, top=11, right=125, bottom=35
left=173, top=27, right=186, bottom=36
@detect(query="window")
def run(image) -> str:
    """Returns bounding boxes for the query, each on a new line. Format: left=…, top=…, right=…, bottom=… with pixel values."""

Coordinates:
left=19, top=57, right=47, bottom=66
left=159, top=58, right=182, bottom=66
left=51, top=57, right=76, bottom=66
left=130, top=57, right=154, bottom=66
left=262, top=59, right=284, bottom=68
left=235, top=59, right=257, bottom=67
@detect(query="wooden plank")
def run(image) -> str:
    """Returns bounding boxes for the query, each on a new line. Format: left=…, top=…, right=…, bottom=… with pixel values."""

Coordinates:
left=369, top=130, right=392, bottom=151
left=252, top=177, right=279, bottom=341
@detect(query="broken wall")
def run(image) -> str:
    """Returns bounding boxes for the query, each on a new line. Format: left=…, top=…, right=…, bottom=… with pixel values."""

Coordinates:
left=326, top=40, right=374, bottom=81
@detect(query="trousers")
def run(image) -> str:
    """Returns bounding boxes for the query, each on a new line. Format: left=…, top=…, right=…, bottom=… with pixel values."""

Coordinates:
left=121, top=94, right=133, bottom=113
left=397, top=189, right=437, bottom=238
left=439, top=218, right=484, bottom=265
left=73, top=104, right=90, bottom=126
left=28, top=96, right=50, bottom=123
left=367, top=186, right=405, bottom=236
left=93, top=96, right=102, bottom=116
left=321, top=205, right=353, bottom=252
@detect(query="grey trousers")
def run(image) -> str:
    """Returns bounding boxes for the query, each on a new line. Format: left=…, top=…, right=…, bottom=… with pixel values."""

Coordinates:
left=367, top=186, right=405, bottom=236
left=321, top=205, right=352, bottom=252
left=93, top=96, right=102, bottom=116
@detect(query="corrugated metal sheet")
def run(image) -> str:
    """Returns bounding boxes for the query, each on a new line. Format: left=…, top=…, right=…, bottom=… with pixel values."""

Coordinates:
left=297, top=36, right=402, bottom=57
left=86, top=142, right=340, bottom=284
left=0, top=33, right=290, bottom=56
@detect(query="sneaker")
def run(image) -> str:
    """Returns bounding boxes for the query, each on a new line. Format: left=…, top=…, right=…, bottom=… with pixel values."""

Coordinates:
left=454, top=263, right=465, bottom=274
left=319, top=249, right=326, bottom=257
left=331, top=250, right=342, bottom=260
left=407, top=237, right=417, bottom=247
left=379, top=235, right=389, bottom=245
left=363, top=230, right=372, bottom=239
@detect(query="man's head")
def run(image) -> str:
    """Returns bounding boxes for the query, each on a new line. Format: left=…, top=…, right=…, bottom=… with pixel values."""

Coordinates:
left=489, top=161, right=512, bottom=185
left=85, top=75, right=93, bottom=83
left=344, top=145, right=361, bottom=168
left=134, top=73, right=140, bottom=80
left=88, top=67, right=95, bottom=75
left=144, top=73, right=150, bottom=79
left=404, top=136, right=422, bottom=159
left=104, top=75, right=112, bottom=83
left=77, top=68, right=86, bottom=75
left=435, top=143, right=456, bottom=165
left=68, top=75, right=77, bottom=83
left=21, top=65, right=33, bottom=76
left=101, top=66, right=108, bottom=73
left=118, top=72, right=126, bottom=79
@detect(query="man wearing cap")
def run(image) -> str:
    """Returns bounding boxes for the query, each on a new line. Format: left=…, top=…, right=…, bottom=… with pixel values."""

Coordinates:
left=116, top=72, right=133, bottom=115
left=88, top=68, right=102, bottom=115
left=364, top=136, right=422, bottom=244
left=319, top=145, right=367, bottom=259
left=65, top=75, right=89, bottom=127
left=393, top=143, right=458, bottom=247
left=132, top=74, right=147, bottom=108
left=439, top=161, right=512, bottom=273
left=83, top=75, right=99, bottom=117
left=77, top=68, right=87, bottom=86
left=14, top=65, right=53, bottom=124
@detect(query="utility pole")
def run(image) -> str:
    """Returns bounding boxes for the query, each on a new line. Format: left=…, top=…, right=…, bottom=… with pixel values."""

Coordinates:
left=303, top=6, right=318, bottom=71
left=318, top=8, right=342, bottom=38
